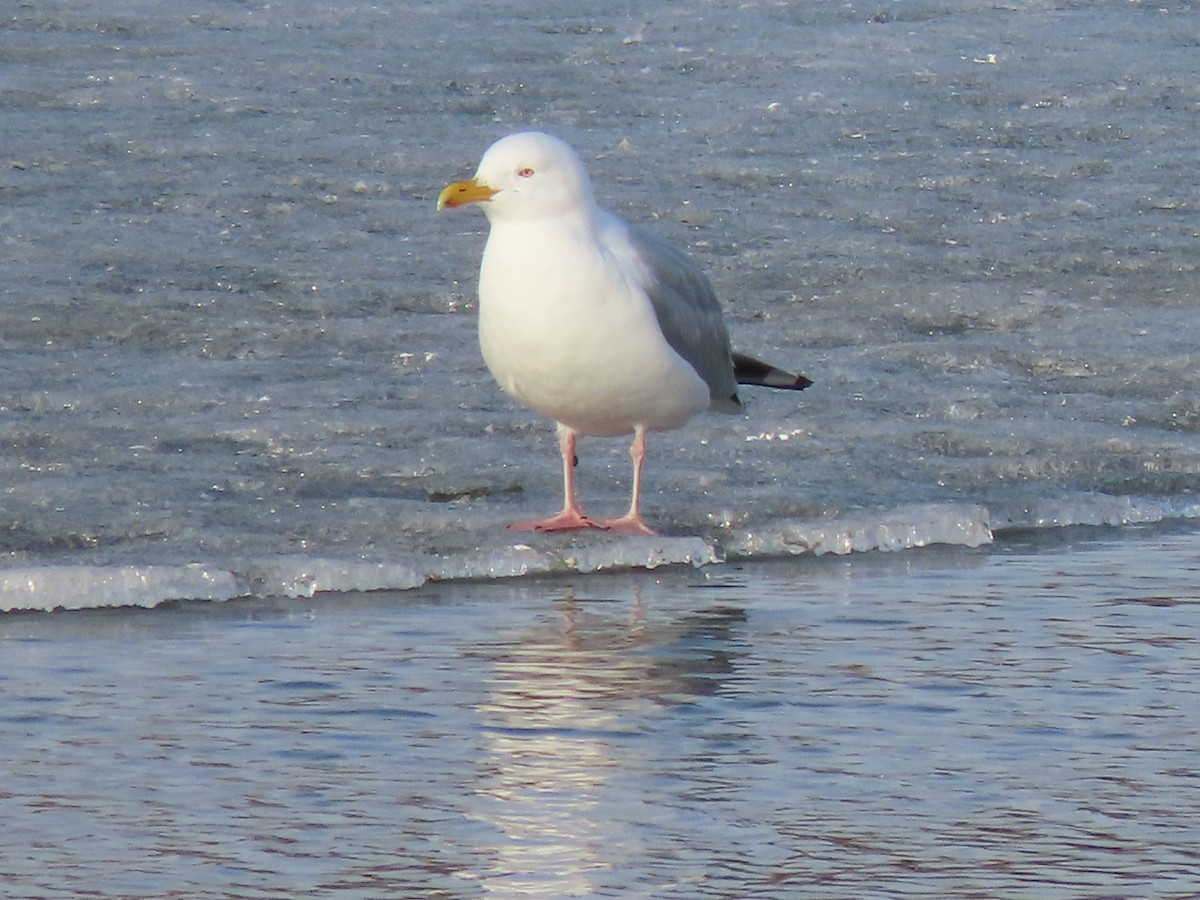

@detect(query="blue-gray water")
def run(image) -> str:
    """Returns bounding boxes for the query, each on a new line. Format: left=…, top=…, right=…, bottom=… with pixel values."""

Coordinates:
left=3, top=525, right=1199, bottom=897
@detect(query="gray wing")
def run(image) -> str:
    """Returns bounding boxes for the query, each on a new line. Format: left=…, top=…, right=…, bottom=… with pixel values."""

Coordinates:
left=622, top=222, right=742, bottom=413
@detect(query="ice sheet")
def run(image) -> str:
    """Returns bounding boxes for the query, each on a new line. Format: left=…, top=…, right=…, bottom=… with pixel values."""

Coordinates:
left=3, top=1, right=1200, bottom=610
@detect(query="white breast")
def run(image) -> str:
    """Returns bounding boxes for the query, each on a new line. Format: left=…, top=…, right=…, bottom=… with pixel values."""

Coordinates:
left=477, top=219, right=710, bottom=437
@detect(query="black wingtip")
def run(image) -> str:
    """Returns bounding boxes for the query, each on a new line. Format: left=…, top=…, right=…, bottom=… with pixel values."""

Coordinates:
left=732, top=352, right=813, bottom=392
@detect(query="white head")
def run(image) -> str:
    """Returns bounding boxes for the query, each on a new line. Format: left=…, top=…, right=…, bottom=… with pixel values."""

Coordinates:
left=437, top=131, right=595, bottom=223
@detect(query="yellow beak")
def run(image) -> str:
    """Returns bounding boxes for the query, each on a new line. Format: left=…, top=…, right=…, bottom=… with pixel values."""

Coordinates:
left=436, top=177, right=499, bottom=210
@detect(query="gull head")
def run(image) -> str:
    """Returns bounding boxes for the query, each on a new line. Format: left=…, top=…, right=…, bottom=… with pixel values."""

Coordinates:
left=437, top=131, right=595, bottom=223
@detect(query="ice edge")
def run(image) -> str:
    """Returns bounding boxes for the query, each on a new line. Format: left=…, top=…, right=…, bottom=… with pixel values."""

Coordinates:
left=4, top=495, right=1199, bottom=613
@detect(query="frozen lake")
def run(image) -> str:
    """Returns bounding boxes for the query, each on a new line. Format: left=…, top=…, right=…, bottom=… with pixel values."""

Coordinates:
left=3, top=1, right=1200, bottom=894
left=3, top=0, right=1200, bottom=608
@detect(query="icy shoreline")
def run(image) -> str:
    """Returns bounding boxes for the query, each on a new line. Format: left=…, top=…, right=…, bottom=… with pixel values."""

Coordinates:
left=5, top=494, right=1198, bottom=613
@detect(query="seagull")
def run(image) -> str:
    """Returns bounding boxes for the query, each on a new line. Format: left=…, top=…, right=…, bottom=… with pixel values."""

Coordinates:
left=437, top=131, right=811, bottom=536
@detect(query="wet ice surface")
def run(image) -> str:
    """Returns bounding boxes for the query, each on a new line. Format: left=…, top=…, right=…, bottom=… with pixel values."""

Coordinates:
left=2, top=526, right=1199, bottom=897
left=3, top=1, right=1200, bottom=604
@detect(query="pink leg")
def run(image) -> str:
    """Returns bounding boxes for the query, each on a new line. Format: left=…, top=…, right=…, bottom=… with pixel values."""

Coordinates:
left=508, top=425, right=602, bottom=532
left=596, top=426, right=658, bottom=536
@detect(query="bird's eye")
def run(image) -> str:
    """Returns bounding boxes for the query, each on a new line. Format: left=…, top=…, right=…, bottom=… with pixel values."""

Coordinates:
left=517, top=167, right=535, bottom=178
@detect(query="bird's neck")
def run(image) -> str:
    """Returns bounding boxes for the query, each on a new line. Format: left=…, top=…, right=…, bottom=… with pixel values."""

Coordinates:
left=482, top=209, right=616, bottom=297
left=486, top=204, right=599, bottom=241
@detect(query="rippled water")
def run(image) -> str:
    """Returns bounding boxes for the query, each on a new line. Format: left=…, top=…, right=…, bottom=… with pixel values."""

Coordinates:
left=4, top=526, right=1199, bottom=897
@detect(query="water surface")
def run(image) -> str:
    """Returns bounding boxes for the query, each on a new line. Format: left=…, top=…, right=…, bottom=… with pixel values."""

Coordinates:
left=3, top=527, right=1198, bottom=897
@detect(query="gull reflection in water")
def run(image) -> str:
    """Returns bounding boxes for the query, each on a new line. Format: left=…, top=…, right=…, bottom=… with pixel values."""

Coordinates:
left=466, top=584, right=746, bottom=895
